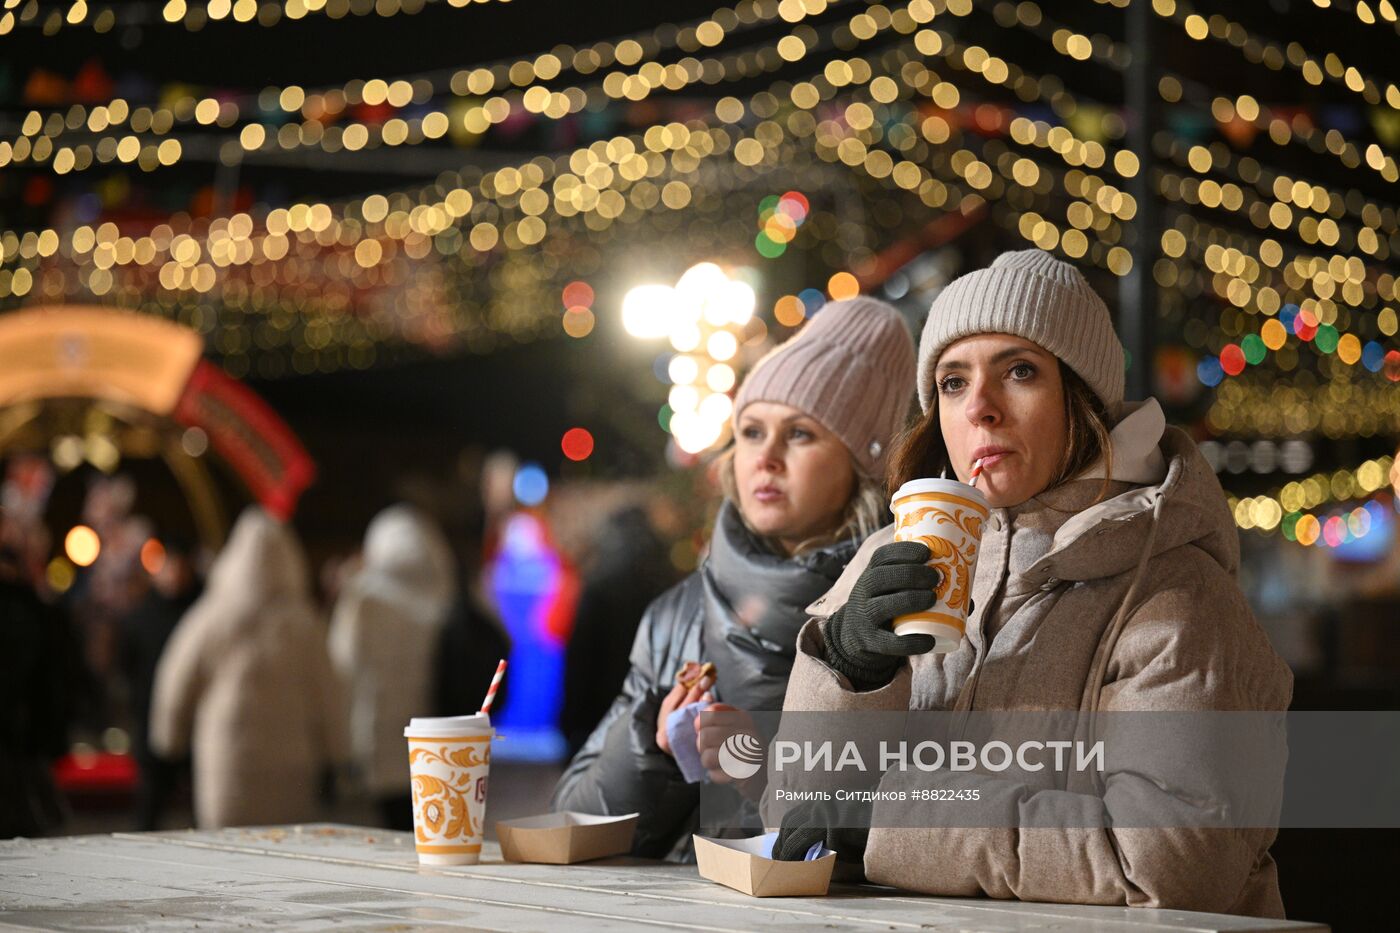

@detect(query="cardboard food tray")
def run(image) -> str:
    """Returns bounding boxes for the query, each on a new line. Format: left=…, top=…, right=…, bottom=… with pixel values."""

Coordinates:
left=692, top=834, right=836, bottom=897
left=496, top=811, right=638, bottom=864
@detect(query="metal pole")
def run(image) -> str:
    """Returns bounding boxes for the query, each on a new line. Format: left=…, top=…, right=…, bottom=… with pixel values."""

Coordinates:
left=1123, top=0, right=1160, bottom=401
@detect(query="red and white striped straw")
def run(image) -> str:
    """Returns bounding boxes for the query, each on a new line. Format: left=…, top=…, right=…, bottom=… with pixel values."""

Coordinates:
left=479, top=659, right=507, bottom=714
left=969, top=458, right=985, bottom=488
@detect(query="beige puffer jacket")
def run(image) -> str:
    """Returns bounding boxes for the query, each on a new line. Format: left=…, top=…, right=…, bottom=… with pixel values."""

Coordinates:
left=150, top=507, right=347, bottom=829
left=776, top=399, right=1293, bottom=918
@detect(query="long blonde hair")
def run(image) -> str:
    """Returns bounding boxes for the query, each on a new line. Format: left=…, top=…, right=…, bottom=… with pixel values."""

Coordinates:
left=715, top=446, right=886, bottom=557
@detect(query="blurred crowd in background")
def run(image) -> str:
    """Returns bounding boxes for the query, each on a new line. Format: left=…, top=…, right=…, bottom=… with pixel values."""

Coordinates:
left=0, top=450, right=697, bottom=839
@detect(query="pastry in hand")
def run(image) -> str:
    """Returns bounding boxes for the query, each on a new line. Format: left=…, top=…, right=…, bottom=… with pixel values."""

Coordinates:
left=677, top=661, right=715, bottom=690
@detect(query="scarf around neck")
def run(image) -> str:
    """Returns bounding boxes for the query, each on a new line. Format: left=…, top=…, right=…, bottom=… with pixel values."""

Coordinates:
left=700, top=500, right=858, bottom=712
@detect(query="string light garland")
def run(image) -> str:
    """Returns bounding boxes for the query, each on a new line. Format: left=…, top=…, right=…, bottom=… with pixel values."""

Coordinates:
left=0, top=0, right=515, bottom=37
left=971, top=0, right=1400, bottom=287
left=1229, top=467, right=1398, bottom=550
left=1207, top=368, right=1400, bottom=438
left=986, top=0, right=1130, bottom=72
left=1054, top=3, right=1400, bottom=192
left=0, top=29, right=1069, bottom=369
left=1242, top=492, right=1397, bottom=549
left=1155, top=225, right=1399, bottom=392
left=5, top=30, right=985, bottom=372
left=0, top=11, right=1366, bottom=308
left=1153, top=127, right=1400, bottom=244
left=1083, top=1, right=1400, bottom=217
left=0, top=5, right=1157, bottom=340
left=1152, top=161, right=1396, bottom=322
left=9, top=0, right=1397, bottom=577
left=1, top=0, right=873, bottom=173
left=0, top=0, right=1392, bottom=422
left=1148, top=160, right=1400, bottom=382
left=1152, top=0, right=1400, bottom=183
left=1228, top=453, right=1396, bottom=526
left=1309, top=0, right=1400, bottom=36
left=1156, top=71, right=1400, bottom=196
left=0, top=4, right=969, bottom=257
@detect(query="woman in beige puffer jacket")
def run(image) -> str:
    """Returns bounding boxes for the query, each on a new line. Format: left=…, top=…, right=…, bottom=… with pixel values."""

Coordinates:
left=768, top=251, right=1293, bottom=918
left=150, top=507, right=346, bottom=829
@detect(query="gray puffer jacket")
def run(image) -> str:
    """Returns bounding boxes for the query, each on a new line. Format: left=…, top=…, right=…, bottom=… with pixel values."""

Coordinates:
left=552, top=501, right=858, bottom=861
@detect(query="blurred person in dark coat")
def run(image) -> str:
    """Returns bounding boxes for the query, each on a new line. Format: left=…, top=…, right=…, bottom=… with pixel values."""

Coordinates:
left=0, top=521, right=77, bottom=839
left=432, top=590, right=511, bottom=723
left=121, top=538, right=201, bottom=831
left=560, top=503, right=680, bottom=757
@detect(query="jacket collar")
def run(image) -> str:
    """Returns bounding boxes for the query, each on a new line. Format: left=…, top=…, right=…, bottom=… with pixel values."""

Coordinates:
left=1076, top=398, right=1168, bottom=485
left=1026, top=423, right=1239, bottom=584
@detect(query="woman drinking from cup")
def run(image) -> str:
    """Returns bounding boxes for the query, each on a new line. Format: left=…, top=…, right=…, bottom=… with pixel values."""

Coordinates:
left=553, top=297, right=916, bottom=860
left=769, top=250, right=1292, bottom=918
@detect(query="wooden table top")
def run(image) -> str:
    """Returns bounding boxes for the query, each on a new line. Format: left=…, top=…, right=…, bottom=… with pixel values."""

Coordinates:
left=0, top=824, right=1328, bottom=932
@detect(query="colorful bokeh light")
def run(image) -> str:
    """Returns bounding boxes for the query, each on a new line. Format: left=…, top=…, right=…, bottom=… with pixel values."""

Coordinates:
left=561, top=428, right=594, bottom=462
left=754, top=190, right=810, bottom=260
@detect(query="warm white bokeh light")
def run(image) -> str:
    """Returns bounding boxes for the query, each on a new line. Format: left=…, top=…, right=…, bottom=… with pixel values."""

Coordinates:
left=667, top=354, right=700, bottom=385
left=621, top=284, right=676, bottom=339
left=65, top=525, right=101, bottom=567
left=626, top=261, right=754, bottom=455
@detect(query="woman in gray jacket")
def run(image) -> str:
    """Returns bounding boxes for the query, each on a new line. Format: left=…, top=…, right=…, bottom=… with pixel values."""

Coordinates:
left=771, top=250, right=1293, bottom=918
left=552, top=297, right=916, bottom=860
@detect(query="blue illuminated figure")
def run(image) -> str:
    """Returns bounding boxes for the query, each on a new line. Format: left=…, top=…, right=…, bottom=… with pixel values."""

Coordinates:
left=487, top=464, right=571, bottom=761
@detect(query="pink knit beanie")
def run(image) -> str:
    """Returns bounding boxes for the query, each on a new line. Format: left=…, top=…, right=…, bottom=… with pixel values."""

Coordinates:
left=733, top=297, right=916, bottom=476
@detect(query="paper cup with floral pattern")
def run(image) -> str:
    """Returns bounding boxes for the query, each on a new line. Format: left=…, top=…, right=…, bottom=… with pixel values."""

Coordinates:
left=889, top=478, right=990, bottom=652
left=404, top=714, right=492, bottom=865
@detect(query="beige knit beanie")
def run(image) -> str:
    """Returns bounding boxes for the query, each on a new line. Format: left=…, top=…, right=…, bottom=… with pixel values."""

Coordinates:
left=916, top=249, right=1125, bottom=413
left=733, top=297, right=915, bottom=476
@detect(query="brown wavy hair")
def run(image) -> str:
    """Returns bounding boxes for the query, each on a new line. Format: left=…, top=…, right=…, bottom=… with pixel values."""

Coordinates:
left=886, top=362, right=1116, bottom=504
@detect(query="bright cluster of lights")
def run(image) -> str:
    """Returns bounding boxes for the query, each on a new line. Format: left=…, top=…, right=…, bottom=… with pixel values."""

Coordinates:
left=1207, top=374, right=1400, bottom=438
left=1279, top=497, right=1396, bottom=549
left=1151, top=3, right=1400, bottom=185
left=754, top=191, right=810, bottom=258
left=0, top=7, right=1171, bottom=379
left=623, top=262, right=755, bottom=455
left=1198, top=305, right=1400, bottom=386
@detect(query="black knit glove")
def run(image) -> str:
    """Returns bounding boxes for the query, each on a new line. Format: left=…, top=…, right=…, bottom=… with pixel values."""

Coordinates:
left=773, top=796, right=871, bottom=864
left=824, top=541, right=941, bottom=691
